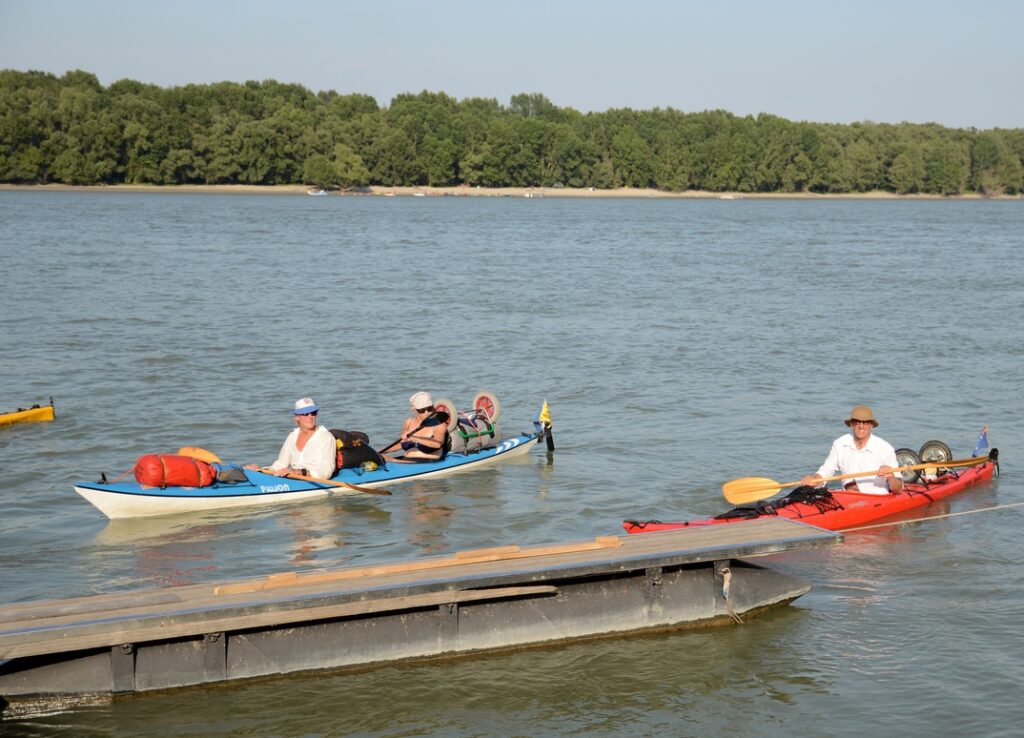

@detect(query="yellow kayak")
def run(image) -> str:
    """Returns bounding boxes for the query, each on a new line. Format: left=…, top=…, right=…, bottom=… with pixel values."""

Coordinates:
left=0, top=399, right=55, bottom=428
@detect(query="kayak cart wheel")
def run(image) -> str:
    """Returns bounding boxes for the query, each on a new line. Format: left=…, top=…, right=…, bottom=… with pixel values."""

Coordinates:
left=473, top=391, right=501, bottom=423
left=894, top=447, right=922, bottom=483
left=432, top=397, right=460, bottom=432
left=919, top=439, right=953, bottom=477
left=919, top=439, right=953, bottom=463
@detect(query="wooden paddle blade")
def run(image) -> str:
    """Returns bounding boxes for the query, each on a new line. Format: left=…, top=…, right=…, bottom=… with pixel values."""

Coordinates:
left=262, top=468, right=392, bottom=496
left=722, top=477, right=785, bottom=505
left=338, top=480, right=392, bottom=496
left=178, top=446, right=223, bottom=463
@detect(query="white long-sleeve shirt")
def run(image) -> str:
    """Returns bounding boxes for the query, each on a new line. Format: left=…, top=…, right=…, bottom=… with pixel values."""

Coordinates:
left=815, top=433, right=898, bottom=495
left=269, top=425, right=336, bottom=479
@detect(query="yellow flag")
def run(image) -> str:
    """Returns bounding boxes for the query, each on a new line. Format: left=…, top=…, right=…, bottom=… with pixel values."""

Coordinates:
left=538, top=400, right=551, bottom=426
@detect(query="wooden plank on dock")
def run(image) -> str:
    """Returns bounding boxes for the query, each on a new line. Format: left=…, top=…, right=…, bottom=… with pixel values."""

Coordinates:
left=216, top=536, right=624, bottom=596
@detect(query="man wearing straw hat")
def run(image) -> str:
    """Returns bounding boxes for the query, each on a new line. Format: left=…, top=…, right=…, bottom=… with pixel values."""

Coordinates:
left=800, top=405, right=904, bottom=495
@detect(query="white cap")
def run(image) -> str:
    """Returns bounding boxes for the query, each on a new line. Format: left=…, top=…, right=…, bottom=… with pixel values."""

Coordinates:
left=409, top=391, right=433, bottom=410
left=292, top=397, right=320, bottom=415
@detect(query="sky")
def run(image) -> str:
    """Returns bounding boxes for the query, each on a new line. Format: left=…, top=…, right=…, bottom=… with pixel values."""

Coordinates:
left=1, top=0, right=1021, bottom=130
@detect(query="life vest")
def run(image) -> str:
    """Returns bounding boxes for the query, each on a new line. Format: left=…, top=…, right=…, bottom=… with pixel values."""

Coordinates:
left=134, top=454, right=217, bottom=488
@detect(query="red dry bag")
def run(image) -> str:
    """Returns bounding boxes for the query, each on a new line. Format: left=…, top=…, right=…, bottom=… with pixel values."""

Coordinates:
left=134, top=454, right=217, bottom=488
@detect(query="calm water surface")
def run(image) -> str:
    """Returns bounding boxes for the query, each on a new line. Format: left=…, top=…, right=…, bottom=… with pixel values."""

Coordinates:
left=1, top=192, right=1022, bottom=737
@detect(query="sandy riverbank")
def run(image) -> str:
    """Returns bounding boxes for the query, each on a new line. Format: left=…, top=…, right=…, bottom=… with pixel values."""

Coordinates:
left=1, top=183, right=1019, bottom=199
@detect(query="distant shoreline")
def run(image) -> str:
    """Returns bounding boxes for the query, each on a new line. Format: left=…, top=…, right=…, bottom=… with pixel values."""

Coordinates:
left=1, top=183, right=1020, bottom=200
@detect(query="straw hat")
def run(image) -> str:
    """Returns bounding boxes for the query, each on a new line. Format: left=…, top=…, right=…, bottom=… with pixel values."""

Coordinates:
left=844, top=405, right=878, bottom=427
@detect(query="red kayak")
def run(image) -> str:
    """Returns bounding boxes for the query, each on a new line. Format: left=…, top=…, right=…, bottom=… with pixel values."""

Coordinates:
left=624, top=458, right=998, bottom=534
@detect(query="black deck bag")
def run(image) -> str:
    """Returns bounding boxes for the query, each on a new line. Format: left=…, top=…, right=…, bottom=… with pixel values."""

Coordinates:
left=329, top=428, right=384, bottom=469
left=330, top=429, right=370, bottom=447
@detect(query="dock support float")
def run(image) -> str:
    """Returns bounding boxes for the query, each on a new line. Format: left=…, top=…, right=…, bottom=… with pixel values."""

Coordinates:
left=0, top=518, right=838, bottom=707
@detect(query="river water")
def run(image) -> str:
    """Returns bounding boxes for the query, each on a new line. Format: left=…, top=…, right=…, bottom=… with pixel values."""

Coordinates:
left=1, top=191, right=1022, bottom=737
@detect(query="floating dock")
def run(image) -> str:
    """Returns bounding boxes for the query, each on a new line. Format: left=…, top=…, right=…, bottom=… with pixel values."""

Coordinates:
left=0, top=518, right=838, bottom=706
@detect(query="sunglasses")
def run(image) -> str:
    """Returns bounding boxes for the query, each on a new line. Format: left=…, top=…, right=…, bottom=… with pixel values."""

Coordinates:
left=297, top=411, right=318, bottom=417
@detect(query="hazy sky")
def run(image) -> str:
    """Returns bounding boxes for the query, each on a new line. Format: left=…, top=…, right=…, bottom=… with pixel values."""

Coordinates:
left=2, top=0, right=1020, bottom=129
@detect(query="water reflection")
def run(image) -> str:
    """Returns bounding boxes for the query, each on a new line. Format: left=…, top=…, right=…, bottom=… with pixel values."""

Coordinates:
left=279, top=501, right=348, bottom=564
left=534, top=450, right=556, bottom=500
left=91, top=497, right=393, bottom=586
left=404, top=483, right=457, bottom=553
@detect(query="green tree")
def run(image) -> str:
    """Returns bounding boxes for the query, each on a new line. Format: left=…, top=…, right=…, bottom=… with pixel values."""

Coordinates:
left=369, top=128, right=422, bottom=185
left=546, top=124, right=592, bottom=187
left=161, top=148, right=201, bottom=183
left=610, top=126, right=653, bottom=187
left=925, top=143, right=962, bottom=194
left=845, top=137, right=884, bottom=191
left=888, top=145, right=925, bottom=194
left=509, top=92, right=562, bottom=121
left=970, top=133, right=1000, bottom=193
left=303, top=153, right=335, bottom=187
left=332, top=142, right=370, bottom=186
left=3, top=67, right=1024, bottom=194
left=420, top=135, right=458, bottom=186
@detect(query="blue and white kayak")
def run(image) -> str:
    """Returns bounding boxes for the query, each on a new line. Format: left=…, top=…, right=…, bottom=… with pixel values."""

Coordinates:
left=74, top=431, right=544, bottom=519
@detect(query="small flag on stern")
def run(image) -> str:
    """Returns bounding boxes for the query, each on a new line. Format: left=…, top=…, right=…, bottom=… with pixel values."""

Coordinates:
left=535, top=399, right=555, bottom=451
left=972, top=425, right=989, bottom=457
left=534, top=400, right=552, bottom=431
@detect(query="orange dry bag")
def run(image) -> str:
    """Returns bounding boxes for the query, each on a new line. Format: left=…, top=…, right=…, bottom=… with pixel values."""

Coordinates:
left=134, top=454, right=217, bottom=488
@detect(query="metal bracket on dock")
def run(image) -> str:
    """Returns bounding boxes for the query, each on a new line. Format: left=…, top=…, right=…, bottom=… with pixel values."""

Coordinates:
left=438, top=602, right=459, bottom=650
left=713, top=559, right=743, bottom=624
left=110, top=643, right=136, bottom=694
left=203, top=632, right=227, bottom=682
left=644, top=566, right=664, bottom=607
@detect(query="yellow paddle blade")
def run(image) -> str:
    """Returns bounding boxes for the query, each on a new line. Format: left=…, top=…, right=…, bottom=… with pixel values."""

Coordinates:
left=178, top=446, right=222, bottom=463
left=722, top=476, right=785, bottom=505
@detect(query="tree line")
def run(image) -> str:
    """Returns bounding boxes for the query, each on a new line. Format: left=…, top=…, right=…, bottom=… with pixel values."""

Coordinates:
left=2, top=69, right=1023, bottom=195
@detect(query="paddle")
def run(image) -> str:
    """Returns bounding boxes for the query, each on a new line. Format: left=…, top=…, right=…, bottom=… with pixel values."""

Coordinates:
left=723, top=455, right=991, bottom=505
left=378, top=410, right=441, bottom=455
left=182, top=446, right=390, bottom=496
left=259, top=468, right=391, bottom=496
